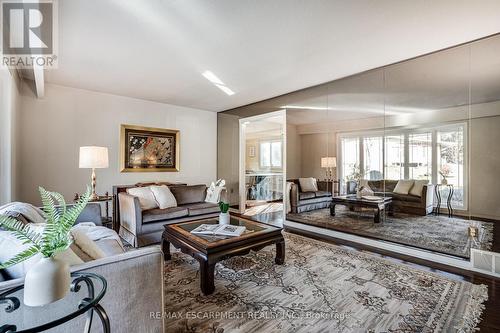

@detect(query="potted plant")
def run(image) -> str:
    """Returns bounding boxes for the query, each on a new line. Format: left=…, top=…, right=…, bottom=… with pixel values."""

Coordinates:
left=218, top=201, right=230, bottom=225
left=0, top=187, right=90, bottom=306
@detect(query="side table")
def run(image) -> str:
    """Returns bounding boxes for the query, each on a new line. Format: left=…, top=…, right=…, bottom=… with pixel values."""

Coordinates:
left=435, top=184, right=454, bottom=218
left=0, top=272, right=109, bottom=333
left=75, top=192, right=116, bottom=231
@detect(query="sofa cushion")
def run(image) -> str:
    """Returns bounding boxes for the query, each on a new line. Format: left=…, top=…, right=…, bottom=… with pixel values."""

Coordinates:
left=393, top=180, right=415, bottom=195
left=150, top=185, right=177, bottom=209
left=126, top=187, right=158, bottom=210
left=299, top=178, right=318, bottom=192
left=390, top=193, right=422, bottom=203
left=95, top=239, right=126, bottom=256
left=314, top=191, right=332, bottom=198
left=182, top=202, right=220, bottom=216
left=409, top=180, right=429, bottom=197
left=170, top=185, right=207, bottom=205
left=142, top=207, right=189, bottom=223
left=299, top=192, right=316, bottom=200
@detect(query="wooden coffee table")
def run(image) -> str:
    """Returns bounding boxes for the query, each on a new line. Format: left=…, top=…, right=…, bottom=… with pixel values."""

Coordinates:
left=330, top=195, right=393, bottom=223
left=162, top=215, right=285, bottom=295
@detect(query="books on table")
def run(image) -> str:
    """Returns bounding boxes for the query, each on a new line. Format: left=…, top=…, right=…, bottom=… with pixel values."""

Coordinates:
left=362, top=195, right=384, bottom=201
left=191, top=224, right=246, bottom=237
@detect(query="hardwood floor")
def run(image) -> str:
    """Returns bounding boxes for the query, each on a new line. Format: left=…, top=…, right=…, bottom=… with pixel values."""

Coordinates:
left=237, top=210, right=500, bottom=332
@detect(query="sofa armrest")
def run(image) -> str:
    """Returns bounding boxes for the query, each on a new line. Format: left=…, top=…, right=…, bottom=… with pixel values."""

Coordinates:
left=0, top=247, right=165, bottom=333
left=422, top=184, right=435, bottom=207
left=118, top=192, right=142, bottom=246
left=290, top=184, right=300, bottom=211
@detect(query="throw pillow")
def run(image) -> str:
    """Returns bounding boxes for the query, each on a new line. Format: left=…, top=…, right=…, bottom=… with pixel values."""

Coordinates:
left=299, top=178, right=318, bottom=192
left=393, top=180, right=415, bottom=195
left=150, top=185, right=177, bottom=209
left=70, top=228, right=106, bottom=262
left=0, top=228, right=83, bottom=279
left=126, top=187, right=158, bottom=210
left=409, top=179, right=429, bottom=197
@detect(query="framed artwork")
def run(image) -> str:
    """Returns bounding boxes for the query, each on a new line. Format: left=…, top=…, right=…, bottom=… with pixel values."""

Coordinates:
left=248, top=145, right=256, bottom=157
left=120, top=124, right=180, bottom=172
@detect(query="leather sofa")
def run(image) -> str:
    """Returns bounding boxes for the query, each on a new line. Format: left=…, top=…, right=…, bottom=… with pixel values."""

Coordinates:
left=118, top=183, right=226, bottom=247
left=288, top=179, right=332, bottom=213
left=346, top=179, right=434, bottom=215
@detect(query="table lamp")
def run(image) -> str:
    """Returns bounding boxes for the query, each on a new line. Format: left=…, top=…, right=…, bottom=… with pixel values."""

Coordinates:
left=321, top=157, right=337, bottom=181
left=79, top=146, right=109, bottom=200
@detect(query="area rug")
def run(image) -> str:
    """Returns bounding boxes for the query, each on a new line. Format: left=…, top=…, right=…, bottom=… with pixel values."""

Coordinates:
left=164, top=232, right=487, bottom=332
left=287, top=207, right=494, bottom=259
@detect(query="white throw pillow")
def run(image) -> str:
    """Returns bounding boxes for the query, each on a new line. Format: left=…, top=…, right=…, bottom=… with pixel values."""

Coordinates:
left=126, top=187, right=158, bottom=210
left=0, top=229, right=83, bottom=279
left=409, top=179, right=429, bottom=197
left=70, top=228, right=106, bottom=261
left=393, top=180, right=415, bottom=195
left=150, top=185, right=177, bottom=209
left=299, top=178, right=318, bottom=192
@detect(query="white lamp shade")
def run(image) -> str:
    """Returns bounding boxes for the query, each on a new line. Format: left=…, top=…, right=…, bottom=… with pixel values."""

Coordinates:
left=321, top=157, right=337, bottom=168
left=79, top=146, right=109, bottom=169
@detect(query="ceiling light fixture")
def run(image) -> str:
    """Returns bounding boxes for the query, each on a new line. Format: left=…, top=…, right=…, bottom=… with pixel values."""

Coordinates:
left=216, top=84, right=235, bottom=96
left=202, top=71, right=224, bottom=85
left=202, top=70, right=235, bottom=96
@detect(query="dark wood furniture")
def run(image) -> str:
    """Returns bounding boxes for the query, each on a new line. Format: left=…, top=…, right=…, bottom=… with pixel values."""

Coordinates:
left=330, top=195, right=393, bottom=223
left=317, top=179, right=340, bottom=196
left=162, top=215, right=285, bottom=295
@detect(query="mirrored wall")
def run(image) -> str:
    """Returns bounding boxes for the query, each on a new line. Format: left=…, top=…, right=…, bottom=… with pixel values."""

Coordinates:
left=218, top=34, right=500, bottom=260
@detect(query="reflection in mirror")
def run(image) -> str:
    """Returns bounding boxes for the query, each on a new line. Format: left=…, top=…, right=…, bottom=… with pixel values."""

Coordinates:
left=217, top=34, right=500, bottom=262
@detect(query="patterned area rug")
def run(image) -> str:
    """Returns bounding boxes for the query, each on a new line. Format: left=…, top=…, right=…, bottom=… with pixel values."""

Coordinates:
left=287, top=207, right=494, bottom=258
left=164, top=232, right=487, bottom=332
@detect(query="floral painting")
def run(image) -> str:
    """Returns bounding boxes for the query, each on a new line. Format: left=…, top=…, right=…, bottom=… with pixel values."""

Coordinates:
left=120, top=124, right=179, bottom=172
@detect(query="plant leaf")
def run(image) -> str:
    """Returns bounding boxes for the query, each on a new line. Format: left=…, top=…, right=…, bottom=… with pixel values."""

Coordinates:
left=0, top=245, right=40, bottom=269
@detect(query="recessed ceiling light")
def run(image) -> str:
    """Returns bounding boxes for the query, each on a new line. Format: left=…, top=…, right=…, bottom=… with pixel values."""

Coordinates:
left=202, top=70, right=224, bottom=85
left=216, top=84, right=235, bottom=96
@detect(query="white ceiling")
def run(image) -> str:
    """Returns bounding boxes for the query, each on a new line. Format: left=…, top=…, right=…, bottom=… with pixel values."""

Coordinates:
left=45, top=0, right=500, bottom=112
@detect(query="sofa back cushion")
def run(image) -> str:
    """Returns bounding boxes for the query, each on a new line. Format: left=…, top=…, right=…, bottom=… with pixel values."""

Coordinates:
left=170, top=185, right=207, bottom=205
left=150, top=185, right=177, bottom=209
left=299, top=178, right=318, bottom=192
left=393, top=180, right=415, bottom=195
left=126, top=187, right=158, bottom=210
left=409, top=179, right=429, bottom=197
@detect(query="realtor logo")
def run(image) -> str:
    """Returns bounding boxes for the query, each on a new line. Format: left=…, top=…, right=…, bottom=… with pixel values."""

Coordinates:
left=1, top=0, right=57, bottom=68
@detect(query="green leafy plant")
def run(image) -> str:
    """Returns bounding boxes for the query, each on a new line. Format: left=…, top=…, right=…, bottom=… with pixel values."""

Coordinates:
left=0, top=187, right=91, bottom=269
left=218, top=201, right=230, bottom=214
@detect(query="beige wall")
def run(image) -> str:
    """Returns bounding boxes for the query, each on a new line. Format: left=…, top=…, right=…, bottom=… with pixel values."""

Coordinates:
left=245, top=138, right=260, bottom=172
left=299, top=133, right=336, bottom=181
left=286, top=123, right=301, bottom=179
left=217, top=113, right=240, bottom=205
left=18, top=83, right=217, bottom=205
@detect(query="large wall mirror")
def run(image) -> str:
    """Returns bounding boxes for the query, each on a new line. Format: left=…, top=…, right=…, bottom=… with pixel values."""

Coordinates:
left=218, top=34, right=500, bottom=262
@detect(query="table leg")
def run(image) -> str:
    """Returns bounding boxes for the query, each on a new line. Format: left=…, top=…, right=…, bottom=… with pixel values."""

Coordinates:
left=330, top=203, right=336, bottom=216
left=388, top=204, right=394, bottom=217
left=374, top=208, right=382, bottom=223
left=275, top=240, right=285, bottom=265
left=199, top=260, right=215, bottom=295
left=435, top=186, right=441, bottom=216
left=447, top=186, right=454, bottom=218
left=162, top=239, right=171, bottom=261
left=93, top=304, right=111, bottom=333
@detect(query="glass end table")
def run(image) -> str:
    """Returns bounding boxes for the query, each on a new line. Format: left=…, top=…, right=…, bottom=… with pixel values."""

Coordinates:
left=0, top=272, right=109, bottom=333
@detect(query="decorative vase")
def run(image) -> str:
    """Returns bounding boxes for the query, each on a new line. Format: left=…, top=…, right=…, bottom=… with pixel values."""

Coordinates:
left=441, top=178, right=448, bottom=185
left=356, top=188, right=362, bottom=199
left=219, top=212, right=230, bottom=225
left=24, top=257, right=70, bottom=307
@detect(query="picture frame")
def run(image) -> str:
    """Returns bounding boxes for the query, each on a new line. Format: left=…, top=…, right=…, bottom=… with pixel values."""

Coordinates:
left=248, top=145, right=256, bottom=157
left=120, top=124, right=180, bottom=172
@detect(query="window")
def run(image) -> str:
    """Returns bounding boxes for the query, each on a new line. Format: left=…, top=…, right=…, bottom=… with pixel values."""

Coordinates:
left=338, top=123, right=467, bottom=209
left=260, top=141, right=282, bottom=168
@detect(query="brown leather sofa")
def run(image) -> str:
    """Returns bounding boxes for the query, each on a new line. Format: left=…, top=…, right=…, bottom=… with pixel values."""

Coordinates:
left=347, top=180, right=434, bottom=215
left=288, top=179, right=332, bottom=213
left=116, top=183, right=225, bottom=247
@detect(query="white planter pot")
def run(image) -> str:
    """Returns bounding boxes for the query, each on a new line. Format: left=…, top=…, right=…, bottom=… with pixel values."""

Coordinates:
left=356, top=189, right=362, bottom=199
left=24, top=257, right=70, bottom=307
left=219, top=212, right=230, bottom=225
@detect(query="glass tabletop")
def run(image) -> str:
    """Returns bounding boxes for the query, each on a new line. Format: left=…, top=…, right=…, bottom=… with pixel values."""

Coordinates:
left=175, top=216, right=275, bottom=244
left=0, top=272, right=107, bottom=333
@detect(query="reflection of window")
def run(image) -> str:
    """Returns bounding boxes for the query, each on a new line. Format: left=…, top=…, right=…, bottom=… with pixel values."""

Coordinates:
left=260, top=141, right=282, bottom=168
left=338, top=123, right=466, bottom=209
left=364, top=137, right=383, bottom=180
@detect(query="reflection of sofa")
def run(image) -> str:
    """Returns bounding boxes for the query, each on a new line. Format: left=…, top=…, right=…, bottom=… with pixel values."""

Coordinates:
left=347, top=180, right=434, bottom=215
left=0, top=203, right=164, bottom=332
left=288, top=179, right=332, bottom=213
left=118, top=183, right=226, bottom=247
